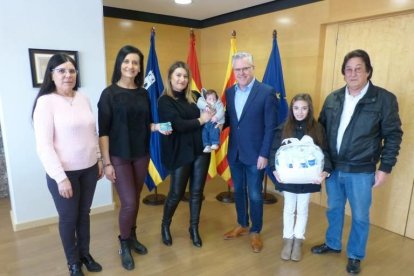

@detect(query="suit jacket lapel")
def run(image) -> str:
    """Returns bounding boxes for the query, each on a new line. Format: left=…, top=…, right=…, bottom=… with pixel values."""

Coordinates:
left=227, top=85, right=236, bottom=118
left=239, top=80, right=259, bottom=122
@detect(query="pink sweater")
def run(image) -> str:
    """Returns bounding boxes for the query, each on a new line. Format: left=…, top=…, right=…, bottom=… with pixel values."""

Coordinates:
left=33, top=92, right=100, bottom=183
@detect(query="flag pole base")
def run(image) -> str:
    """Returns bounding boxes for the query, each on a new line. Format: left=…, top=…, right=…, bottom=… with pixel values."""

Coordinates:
left=143, top=193, right=166, bottom=206
left=263, top=175, right=277, bottom=204
left=216, top=190, right=234, bottom=203
left=263, top=193, right=277, bottom=204
left=181, top=192, right=205, bottom=202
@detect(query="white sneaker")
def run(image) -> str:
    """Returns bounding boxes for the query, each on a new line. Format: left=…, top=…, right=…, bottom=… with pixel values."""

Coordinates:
left=210, top=144, right=219, bottom=150
left=203, top=146, right=211, bottom=153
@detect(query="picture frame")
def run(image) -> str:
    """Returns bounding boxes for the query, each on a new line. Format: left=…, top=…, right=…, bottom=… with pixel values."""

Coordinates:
left=28, top=48, right=79, bottom=88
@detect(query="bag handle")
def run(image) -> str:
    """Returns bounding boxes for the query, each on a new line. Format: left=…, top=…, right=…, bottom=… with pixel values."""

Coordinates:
left=281, top=138, right=300, bottom=145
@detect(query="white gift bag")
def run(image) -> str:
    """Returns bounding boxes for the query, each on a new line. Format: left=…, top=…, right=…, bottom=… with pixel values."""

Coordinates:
left=275, top=135, right=324, bottom=184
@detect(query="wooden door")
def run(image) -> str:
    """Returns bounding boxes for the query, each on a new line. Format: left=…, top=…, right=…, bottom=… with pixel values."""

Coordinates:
left=318, top=12, right=414, bottom=237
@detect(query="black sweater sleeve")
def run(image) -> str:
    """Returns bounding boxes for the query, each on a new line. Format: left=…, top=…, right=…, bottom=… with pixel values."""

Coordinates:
left=97, top=88, right=112, bottom=137
left=158, top=95, right=200, bottom=133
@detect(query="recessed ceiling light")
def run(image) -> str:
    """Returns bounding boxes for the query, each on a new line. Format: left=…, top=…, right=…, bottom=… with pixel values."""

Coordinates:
left=174, top=0, right=192, bottom=4
left=277, top=17, right=292, bottom=25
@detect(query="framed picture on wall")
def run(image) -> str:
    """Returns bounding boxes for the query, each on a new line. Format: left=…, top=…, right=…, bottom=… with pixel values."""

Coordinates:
left=28, top=48, right=79, bottom=87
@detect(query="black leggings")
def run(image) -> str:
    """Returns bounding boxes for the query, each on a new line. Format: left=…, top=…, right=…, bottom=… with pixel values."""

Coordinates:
left=111, top=155, right=149, bottom=239
left=162, top=153, right=210, bottom=227
left=47, top=163, right=98, bottom=265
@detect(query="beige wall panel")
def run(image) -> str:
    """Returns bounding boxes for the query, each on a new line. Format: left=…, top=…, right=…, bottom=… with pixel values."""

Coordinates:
left=328, top=0, right=414, bottom=23
left=200, top=1, right=328, bottom=97
left=313, top=23, right=339, bottom=206
left=322, top=13, right=414, bottom=235
left=104, top=18, right=201, bottom=86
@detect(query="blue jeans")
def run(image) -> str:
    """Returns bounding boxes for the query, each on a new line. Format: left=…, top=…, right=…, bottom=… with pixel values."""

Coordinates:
left=202, top=122, right=220, bottom=147
left=325, top=170, right=374, bottom=260
left=229, top=159, right=264, bottom=233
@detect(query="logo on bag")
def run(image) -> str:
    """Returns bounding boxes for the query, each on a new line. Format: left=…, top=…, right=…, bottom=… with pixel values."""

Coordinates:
left=275, top=135, right=324, bottom=184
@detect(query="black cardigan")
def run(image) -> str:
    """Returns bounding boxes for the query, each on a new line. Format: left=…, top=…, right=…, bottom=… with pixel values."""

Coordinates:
left=158, top=91, right=204, bottom=170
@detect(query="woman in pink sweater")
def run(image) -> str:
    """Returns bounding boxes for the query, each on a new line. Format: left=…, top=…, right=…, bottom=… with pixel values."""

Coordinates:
left=32, top=54, right=103, bottom=276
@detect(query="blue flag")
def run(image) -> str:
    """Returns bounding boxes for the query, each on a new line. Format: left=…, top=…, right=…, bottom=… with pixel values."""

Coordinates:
left=262, top=33, right=288, bottom=184
left=144, top=31, right=168, bottom=191
left=262, top=34, right=288, bottom=125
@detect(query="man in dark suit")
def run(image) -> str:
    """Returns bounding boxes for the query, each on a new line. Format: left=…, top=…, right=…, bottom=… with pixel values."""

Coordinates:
left=223, top=52, right=278, bottom=253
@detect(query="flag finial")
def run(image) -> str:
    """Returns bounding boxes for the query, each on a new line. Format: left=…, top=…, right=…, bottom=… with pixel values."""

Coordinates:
left=231, top=30, right=236, bottom=38
left=273, top=30, right=277, bottom=39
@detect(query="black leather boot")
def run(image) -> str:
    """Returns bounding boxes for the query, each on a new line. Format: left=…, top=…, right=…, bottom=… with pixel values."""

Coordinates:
left=80, top=253, right=102, bottom=272
left=189, top=188, right=203, bottom=247
left=161, top=224, right=172, bottom=246
left=130, top=226, right=148, bottom=255
left=189, top=226, right=202, bottom=247
left=161, top=196, right=179, bottom=246
left=68, top=262, right=84, bottom=276
left=118, top=236, right=134, bottom=270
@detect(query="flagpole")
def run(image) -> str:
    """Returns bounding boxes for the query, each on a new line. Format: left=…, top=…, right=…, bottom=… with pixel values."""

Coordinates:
left=142, top=26, right=167, bottom=206
left=262, top=29, right=282, bottom=205
left=215, top=30, right=237, bottom=204
left=181, top=28, right=207, bottom=203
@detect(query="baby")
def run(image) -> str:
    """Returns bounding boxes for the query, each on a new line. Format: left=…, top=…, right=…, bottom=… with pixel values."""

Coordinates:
left=197, top=88, right=225, bottom=153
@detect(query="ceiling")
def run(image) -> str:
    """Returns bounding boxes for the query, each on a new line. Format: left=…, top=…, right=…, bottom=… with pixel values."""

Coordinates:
left=102, top=0, right=275, bottom=20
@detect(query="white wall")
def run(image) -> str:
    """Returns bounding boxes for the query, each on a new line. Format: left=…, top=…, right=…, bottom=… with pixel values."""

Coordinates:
left=0, top=0, right=113, bottom=230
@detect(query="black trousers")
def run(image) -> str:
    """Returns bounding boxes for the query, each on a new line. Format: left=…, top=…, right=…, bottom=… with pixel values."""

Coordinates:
left=47, top=163, right=98, bottom=265
left=162, top=153, right=210, bottom=227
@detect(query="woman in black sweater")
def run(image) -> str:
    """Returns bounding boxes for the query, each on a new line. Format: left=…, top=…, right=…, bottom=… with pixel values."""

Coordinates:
left=158, top=61, right=212, bottom=247
left=98, top=46, right=170, bottom=270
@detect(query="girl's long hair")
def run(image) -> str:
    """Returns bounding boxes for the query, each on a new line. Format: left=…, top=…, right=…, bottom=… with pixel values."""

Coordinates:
left=282, top=93, right=324, bottom=147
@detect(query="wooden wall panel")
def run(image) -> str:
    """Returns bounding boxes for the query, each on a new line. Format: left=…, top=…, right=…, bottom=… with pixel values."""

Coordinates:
left=103, top=18, right=201, bottom=86
left=200, top=2, right=327, bottom=107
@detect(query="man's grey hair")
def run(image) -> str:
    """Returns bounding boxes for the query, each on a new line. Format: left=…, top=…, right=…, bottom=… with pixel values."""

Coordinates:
left=232, top=52, right=254, bottom=66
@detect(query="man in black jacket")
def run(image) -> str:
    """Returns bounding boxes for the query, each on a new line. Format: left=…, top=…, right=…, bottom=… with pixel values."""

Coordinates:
left=311, top=49, right=403, bottom=274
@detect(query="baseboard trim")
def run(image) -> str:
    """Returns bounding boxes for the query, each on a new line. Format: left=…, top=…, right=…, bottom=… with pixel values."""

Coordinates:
left=10, top=203, right=116, bottom=232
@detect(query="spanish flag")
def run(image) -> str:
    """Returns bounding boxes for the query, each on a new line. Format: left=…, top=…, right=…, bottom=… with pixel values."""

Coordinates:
left=215, top=31, right=237, bottom=185
left=186, top=30, right=217, bottom=178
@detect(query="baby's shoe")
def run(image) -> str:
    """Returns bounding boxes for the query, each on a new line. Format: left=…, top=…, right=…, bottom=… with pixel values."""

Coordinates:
left=203, top=146, right=211, bottom=153
left=210, top=144, right=219, bottom=150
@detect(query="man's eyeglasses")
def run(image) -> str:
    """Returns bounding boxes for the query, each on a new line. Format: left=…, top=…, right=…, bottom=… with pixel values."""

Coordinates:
left=52, top=68, right=78, bottom=75
left=344, top=67, right=364, bottom=75
left=233, top=66, right=253, bottom=73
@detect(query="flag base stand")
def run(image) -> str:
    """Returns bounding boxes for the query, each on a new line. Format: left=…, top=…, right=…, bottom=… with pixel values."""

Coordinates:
left=263, top=193, right=277, bottom=204
left=181, top=191, right=205, bottom=202
left=263, top=176, right=277, bottom=204
left=143, top=187, right=166, bottom=206
left=216, top=187, right=234, bottom=203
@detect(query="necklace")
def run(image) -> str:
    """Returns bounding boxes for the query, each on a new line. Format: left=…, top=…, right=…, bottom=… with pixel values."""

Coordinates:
left=55, top=92, right=75, bottom=106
